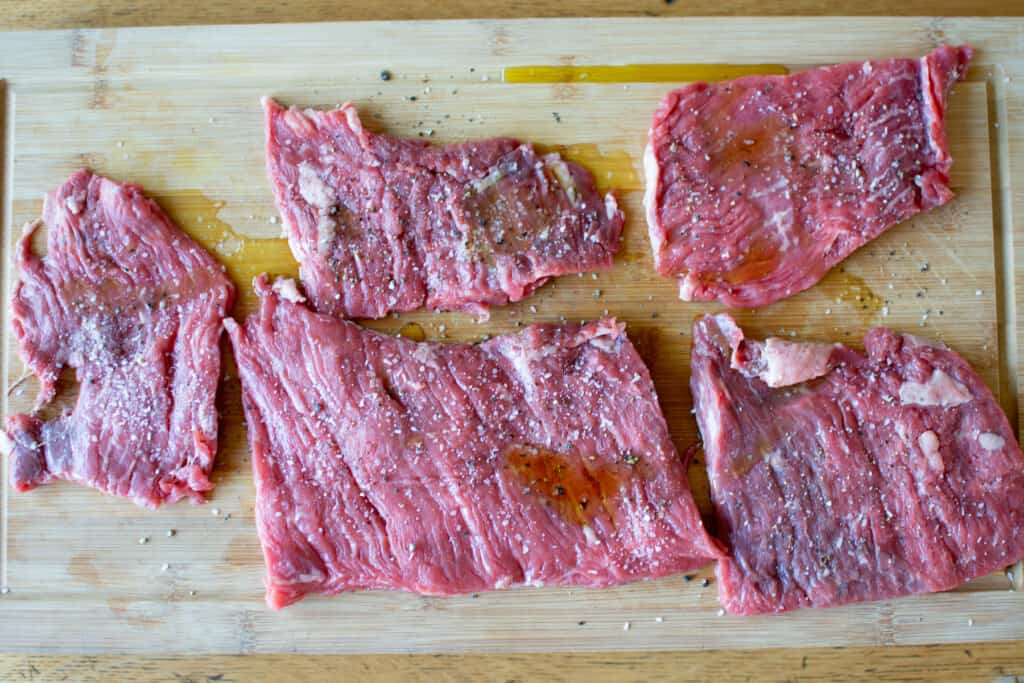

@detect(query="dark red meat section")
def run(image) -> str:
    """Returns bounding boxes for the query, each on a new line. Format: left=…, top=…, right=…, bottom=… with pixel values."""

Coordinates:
left=690, top=314, right=1024, bottom=614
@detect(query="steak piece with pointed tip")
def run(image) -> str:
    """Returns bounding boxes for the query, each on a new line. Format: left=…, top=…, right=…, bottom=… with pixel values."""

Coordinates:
left=645, top=46, right=972, bottom=307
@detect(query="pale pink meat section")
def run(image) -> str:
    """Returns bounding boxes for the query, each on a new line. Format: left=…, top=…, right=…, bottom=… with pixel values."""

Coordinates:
left=645, top=46, right=972, bottom=307
left=4, top=170, right=236, bottom=507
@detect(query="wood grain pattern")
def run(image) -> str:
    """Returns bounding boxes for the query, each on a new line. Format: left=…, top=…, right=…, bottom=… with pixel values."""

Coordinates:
left=0, top=12, right=1023, bottom=680
left=1, top=643, right=1023, bottom=682
left=2, top=0, right=1023, bottom=31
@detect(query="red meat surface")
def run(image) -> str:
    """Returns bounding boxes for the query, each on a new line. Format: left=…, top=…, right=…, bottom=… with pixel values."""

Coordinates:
left=227, top=276, right=721, bottom=608
left=264, top=97, right=624, bottom=319
left=645, top=46, right=972, bottom=307
left=690, top=313, right=1024, bottom=614
left=3, top=170, right=236, bottom=507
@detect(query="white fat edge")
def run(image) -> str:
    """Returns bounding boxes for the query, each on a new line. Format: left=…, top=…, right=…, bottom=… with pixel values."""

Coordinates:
left=759, top=338, right=834, bottom=388
left=21, top=219, right=43, bottom=239
left=316, top=215, right=337, bottom=257
left=697, top=383, right=724, bottom=461
left=0, top=430, right=13, bottom=457
left=979, top=432, right=1006, bottom=451
left=679, top=273, right=700, bottom=302
left=763, top=447, right=785, bottom=469
left=604, top=193, right=619, bottom=221
left=272, top=278, right=307, bottom=303
left=918, top=54, right=946, bottom=162
left=587, top=334, right=617, bottom=354
left=504, top=345, right=544, bottom=418
left=493, top=575, right=514, bottom=590
left=471, top=166, right=506, bottom=194
left=298, top=161, right=336, bottom=210
left=641, top=141, right=665, bottom=258
left=500, top=339, right=566, bottom=445
left=342, top=104, right=365, bottom=138
left=64, top=193, right=85, bottom=216
left=547, top=158, right=580, bottom=205
left=917, top=430, right=943, bottom=471
left=583, top=524, right=600, bottom=546
left=581, top=319, right=624, bottom=353
left=898, top=369, right=972, bottom=407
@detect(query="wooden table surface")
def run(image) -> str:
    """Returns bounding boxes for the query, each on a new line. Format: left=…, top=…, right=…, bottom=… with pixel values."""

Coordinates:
left=2, top=2, right=1023, bottom=681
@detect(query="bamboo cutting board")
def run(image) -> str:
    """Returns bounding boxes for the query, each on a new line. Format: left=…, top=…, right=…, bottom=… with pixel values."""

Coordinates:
left=0, top=17, right=1022, bottom=654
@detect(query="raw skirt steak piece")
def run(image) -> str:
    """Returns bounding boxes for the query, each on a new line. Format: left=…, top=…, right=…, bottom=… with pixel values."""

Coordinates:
left=227, top=275, right=721, bottom=608
left=263, top=97, right=624, bottom=320
left=645, top=46, right=973, bottom=307
left=690, top=314, right=1024, bottom=614
left=3, top=170, right=236, bottom=507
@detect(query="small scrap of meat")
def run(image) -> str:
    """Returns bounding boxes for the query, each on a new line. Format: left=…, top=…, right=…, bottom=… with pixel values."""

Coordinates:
left=3, top=170, right=236, bottom=507
left=690, top=314, right=1024, bottom=614
left=263, top=97, right=624, bottom=319
left=227, top=275, right=721, bottom=608
left=645, top=46, right=973, bottom=307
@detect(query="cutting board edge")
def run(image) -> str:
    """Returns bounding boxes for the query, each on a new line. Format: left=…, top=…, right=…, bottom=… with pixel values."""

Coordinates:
left=0, top=17, right=1021, bottom=654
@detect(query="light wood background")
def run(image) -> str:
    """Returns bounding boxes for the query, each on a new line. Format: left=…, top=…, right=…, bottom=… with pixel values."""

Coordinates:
left=1, top=3, right=1023, bottom=682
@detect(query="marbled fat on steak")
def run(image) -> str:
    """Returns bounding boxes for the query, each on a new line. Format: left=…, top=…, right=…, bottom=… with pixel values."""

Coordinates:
left=645, top=46, right=972, bottom=307
left=690, top=314, right=1024, bottom=614
left=227, top=276, right=721, bottom=608
left=263, top=97, right=624, bottom=319
left=3, top=170, right=236, bottom=507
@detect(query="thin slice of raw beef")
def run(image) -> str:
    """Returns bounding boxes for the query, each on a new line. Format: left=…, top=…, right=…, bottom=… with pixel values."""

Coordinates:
left=690, top=314, right=1024, bottom=614
left=227, top=275, right=721, bottom=608
left=2, top=170, right=236, bottom=507
left=263, top=97, right=624, bottom=320
left=645, top=46, right=973, bottom=307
